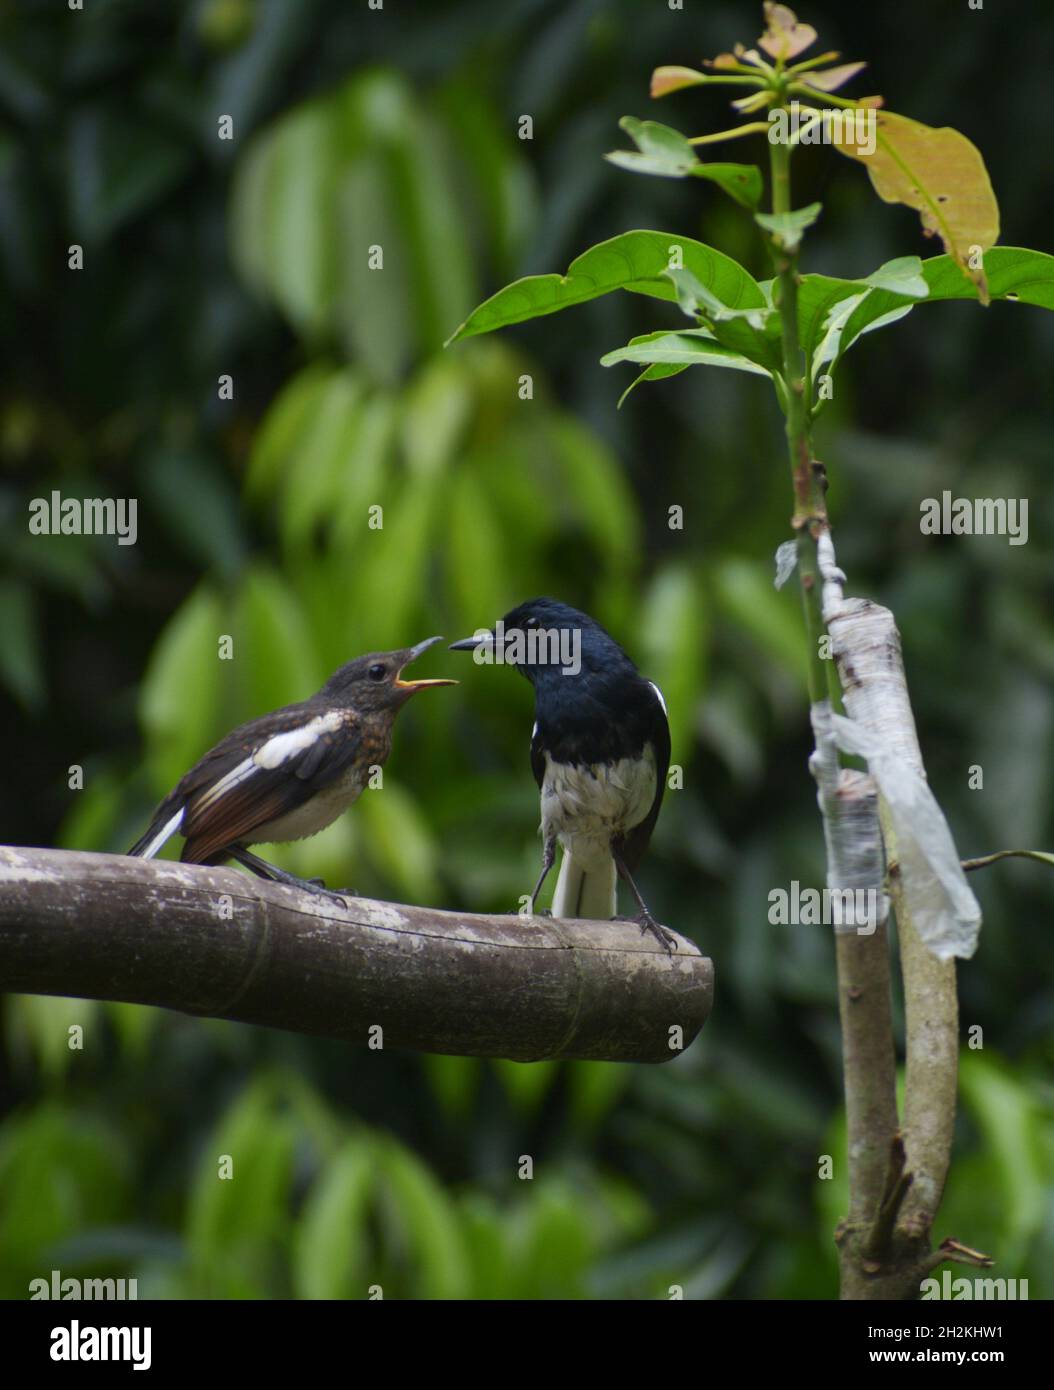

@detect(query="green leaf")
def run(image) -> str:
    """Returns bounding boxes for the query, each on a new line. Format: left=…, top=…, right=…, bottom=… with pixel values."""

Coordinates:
left=336, top=151, right=415, bottom=383
left=492, top=1058, right=560, bottom=1115
left=960, top=1055, right=1047, bottom=1259
left=445, top=471, right=507, bottom=640
left=400, top=356, right=473, bottom=479
left=458, top=1193, right=514, bottom=1298
left=754, top=201, right=822, bottom=252
left=274, top=372, right=365, bottom=554
left=512, top=1179, right=595, bottom=1298
left=359, top=782, right=441, bottom=903
left=387, top=96, right=478, bottom=354
left=242, top=100, right=337, bottom=334
left=245, top=362, right=339, bottom=503
left=421, top=1054, right=482, bottom=1120
left=186, top=1078, right=299, bottom=1297
left=550, top=414, right=641, bottom=562
left=566, top=1062, right=631, bottom=1130
left=638, top=561, right=707, bottom=757
left=858, top=255, right=930, bottom=297
left=606, top=117, right=762, bottom=208
left=447, top=230, right=767, bottom=344
left=665, top=268, right=783, bottom=372
left=139, top=584, right=224, bottom=793
left=712, top=557, right=809, bottom=684
left=601, top=328, right=772, bottom=377
left=798, top=256, right=929, bottom=378
left=604, top=118, right=699, bottom=177
left=376, top=1137, right=471, bottom=1298
left=690, top=161, right=764, bottom=210
left=58, top=769, right=125, bottom=854
left=345, top=473, right=439, bottom=638
left=801, top=246, right=1054, bottom=382
left=615, top=362, right=690, bottom=407
left=235, top=566, right=323, bottom=714
left=0, top=1105, right=130, bottom=1289
left=292, top=1138, right=375, bottom=1299
left=5, top=997, right=101, bottom=1083
left=964, top=244, right=1054, bottom=308
left=436, top=78, right=538, bottom=273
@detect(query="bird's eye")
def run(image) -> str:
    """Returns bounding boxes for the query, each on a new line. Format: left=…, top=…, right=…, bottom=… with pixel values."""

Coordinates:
left=525, top=615, right=537, bottom=627
left=368, top=663, right=386, bottom=681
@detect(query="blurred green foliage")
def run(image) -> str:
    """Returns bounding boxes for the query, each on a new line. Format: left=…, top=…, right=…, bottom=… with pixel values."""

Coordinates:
left=1, top=0, right=1052, bottom=1300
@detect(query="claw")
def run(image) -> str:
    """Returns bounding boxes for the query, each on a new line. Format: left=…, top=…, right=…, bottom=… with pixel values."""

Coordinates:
left=302, top=881, right=350, bottom=908
left=637, top=913, right=677, bottom=955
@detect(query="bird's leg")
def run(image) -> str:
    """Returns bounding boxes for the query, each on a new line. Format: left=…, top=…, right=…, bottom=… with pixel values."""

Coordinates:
left=228, top=846, right=349, bottom=906
left=613, top=855, right=677, bottom=954
left=526, top=837, right=557, bottom=917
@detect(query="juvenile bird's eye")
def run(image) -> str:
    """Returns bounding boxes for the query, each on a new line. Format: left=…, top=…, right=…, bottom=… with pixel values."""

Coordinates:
left=368, top=663, right=386, bottom=681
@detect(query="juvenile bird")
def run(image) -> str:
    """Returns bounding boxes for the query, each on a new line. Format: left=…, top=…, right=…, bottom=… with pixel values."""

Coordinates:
left=450, top=599, right=675, bottom=950
left=128, top=637, right=456, bottom=899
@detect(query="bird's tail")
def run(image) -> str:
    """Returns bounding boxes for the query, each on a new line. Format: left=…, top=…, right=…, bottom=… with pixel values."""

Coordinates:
left=551, top=850, right=617, bottom=920
left=128, top=806, right=183, bottom=859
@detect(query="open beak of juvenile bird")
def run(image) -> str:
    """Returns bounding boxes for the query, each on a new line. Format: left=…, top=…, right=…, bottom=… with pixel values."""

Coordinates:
left=394, top=636, right=459, bottom=694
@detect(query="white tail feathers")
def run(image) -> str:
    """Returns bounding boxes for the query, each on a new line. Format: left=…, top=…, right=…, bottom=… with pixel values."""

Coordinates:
left=551, top=851, right=617, bottom=920
left=132, top=808, right=184, bottom=860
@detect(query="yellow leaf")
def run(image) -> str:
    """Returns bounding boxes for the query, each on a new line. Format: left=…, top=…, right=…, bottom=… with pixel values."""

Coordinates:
left=650, top=65, right=708, bottom=98
left=797, top=61, right=866, bottom=93
left=831, top=110, right=1000, bottom=303
left=759, top=4, right=817, bottom=61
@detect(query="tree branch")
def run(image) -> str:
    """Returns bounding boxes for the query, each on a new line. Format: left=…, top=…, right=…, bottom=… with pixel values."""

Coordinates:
left=0, top=847, right=712, bottom=1064
left=826, top=598, right=959, bottom=1240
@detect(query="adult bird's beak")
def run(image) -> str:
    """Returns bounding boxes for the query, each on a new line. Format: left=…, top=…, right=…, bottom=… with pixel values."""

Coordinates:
left=448, top=630, right=495, bottom=652
left=394, top=635, right=459, bottom=691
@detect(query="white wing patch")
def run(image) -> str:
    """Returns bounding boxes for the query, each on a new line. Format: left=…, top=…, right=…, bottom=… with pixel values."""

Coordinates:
left=256, top=711, right=342, bottom=768
left=648, top=681, right=668, bottom=717
left=195, top=711, right=343, bottom=813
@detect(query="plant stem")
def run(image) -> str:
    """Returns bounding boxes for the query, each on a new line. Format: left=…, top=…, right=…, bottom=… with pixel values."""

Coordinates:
left=768, top=134, right=831, bottom=709
left=688, top=122, right=771, bottom=146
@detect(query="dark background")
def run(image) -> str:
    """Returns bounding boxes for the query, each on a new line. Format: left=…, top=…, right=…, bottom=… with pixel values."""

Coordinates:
left=0, top=0, right=1051, bottom=1298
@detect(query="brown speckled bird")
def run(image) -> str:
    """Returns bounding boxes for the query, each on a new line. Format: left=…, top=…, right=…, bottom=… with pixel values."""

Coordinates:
left=128, top=636, right=455, bottom=900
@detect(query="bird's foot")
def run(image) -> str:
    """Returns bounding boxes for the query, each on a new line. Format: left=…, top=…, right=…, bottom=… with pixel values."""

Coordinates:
left=630, top=912, right=678, bottom=955
left=298, top=879, right=350, bottom=908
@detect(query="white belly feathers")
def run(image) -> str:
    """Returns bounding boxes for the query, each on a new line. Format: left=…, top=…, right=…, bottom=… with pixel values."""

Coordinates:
left=540, top=745, right=657, bottom=870
left=250, top=766, right=366, bottom=845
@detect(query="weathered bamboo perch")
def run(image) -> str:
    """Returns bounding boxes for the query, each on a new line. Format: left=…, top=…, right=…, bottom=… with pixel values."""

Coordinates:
left=0, top=847, right=712, bottom=1063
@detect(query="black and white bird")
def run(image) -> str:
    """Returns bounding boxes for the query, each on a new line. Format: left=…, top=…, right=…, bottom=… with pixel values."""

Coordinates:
left=128, top=637, right=456, bottom=898
left=450, top=599, right=675, bottom=950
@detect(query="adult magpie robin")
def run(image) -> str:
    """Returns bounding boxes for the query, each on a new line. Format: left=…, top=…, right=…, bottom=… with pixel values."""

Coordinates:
left=128, top=636, right=456, bottom=899
left=450, top=599, right=675, bottom=951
